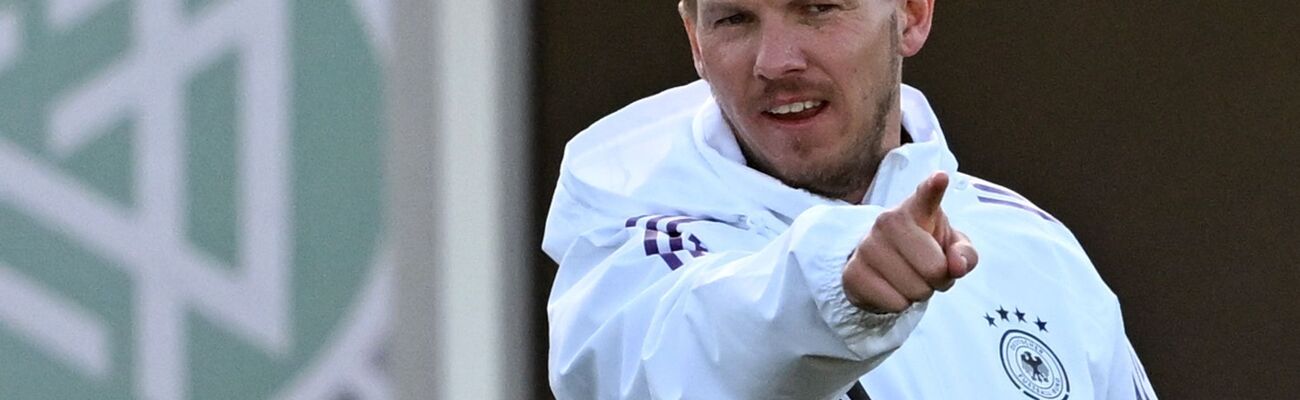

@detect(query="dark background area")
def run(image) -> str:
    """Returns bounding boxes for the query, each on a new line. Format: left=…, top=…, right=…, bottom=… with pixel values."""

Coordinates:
left=532, top=2, right=1300, bottom=398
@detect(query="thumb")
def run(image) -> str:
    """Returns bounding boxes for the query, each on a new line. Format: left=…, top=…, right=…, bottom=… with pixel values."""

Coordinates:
left=902, top=171, right=949, bottom=232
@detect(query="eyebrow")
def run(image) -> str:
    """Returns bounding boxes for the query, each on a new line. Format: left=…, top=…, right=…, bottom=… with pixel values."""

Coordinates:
left=699, top=1, right=746, bottom=16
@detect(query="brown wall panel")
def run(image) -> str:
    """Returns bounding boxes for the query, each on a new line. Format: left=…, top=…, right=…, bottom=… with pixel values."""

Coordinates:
left=534, top=2, right=1300, bottom=398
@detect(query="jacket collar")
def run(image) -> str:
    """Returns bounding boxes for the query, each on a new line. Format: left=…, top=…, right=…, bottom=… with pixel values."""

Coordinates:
left=691, top=83, right=961, bottom=222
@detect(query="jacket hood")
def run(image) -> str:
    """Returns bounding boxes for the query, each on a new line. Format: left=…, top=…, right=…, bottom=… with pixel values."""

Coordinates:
left=542, top=80, right=958, bottom=262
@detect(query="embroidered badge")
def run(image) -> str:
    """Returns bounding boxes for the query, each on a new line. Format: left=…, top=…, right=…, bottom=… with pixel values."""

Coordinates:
left=986, top=306, right=1070, bottom=400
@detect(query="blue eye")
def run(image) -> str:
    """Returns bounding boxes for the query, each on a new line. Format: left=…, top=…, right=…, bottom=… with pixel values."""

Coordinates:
left=716, top=13, right=750, bottom=26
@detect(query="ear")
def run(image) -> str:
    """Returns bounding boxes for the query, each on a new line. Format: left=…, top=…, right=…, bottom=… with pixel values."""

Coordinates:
left=680, top=1, right=707, bottom=79
left=898, top=0, right=935, bottom=57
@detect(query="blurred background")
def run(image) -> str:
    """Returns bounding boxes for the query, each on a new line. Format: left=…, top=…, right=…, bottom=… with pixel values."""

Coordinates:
left=0, top=1, right=1296, bottom=399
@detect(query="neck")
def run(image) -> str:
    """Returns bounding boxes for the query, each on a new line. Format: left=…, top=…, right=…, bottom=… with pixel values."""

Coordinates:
left=838, top=123, right=903, bottom=204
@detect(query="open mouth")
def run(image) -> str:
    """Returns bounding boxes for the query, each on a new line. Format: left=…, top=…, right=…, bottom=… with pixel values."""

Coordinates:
left=762, top=100, right=827, bottom=121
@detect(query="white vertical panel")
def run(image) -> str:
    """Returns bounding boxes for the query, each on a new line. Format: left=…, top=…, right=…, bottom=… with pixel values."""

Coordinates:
left=434, top=0, right=531, bottom=395
left=390, top=0, right=532, bottom=398
left=389, top=0, right=440, bottom=398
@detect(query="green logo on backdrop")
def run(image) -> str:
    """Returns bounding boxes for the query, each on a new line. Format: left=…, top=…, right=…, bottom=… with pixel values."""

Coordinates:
left=0, top=1, right=386, bottom=399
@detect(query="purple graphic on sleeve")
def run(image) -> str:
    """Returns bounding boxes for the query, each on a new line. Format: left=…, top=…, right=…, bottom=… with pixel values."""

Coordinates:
left=627, top=215, right=713, bottom=270
left=976, top=197, right=1056, bottom=223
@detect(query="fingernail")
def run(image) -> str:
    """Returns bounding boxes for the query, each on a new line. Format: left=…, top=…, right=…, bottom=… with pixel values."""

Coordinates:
left=960, top=256, right=970, bottom=272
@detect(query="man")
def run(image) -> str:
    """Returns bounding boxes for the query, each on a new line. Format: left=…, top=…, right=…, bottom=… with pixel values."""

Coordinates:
left=542, top=0, right=1158, bottom=398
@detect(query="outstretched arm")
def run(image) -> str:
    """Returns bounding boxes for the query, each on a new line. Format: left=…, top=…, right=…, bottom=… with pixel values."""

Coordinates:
left=546, top=173, right=977, bottom=399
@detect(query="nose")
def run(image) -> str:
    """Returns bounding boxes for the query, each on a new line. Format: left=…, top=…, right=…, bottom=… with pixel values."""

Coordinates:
left=753, top=23, right=807, bottom=80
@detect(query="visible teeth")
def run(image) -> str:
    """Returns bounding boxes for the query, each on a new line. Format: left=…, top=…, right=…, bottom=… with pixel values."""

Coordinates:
left=768, top=100, right=822, bottom=115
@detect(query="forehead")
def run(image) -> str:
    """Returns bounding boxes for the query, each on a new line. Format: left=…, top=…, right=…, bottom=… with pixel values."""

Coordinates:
left=696, top=0, right=785, bottom=11
left=695, top=0, right=864, bottom=10
left=693, top=0, right=876, bottom=19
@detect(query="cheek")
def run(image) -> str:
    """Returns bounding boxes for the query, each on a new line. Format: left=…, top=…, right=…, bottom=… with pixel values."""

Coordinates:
left=823, top=24, right=892, bottom=71
left=699, top=37, right=756, bottom=79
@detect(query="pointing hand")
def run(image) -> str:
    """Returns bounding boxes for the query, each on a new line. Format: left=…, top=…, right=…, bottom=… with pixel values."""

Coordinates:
left=841, top=172, right=980, bottom=313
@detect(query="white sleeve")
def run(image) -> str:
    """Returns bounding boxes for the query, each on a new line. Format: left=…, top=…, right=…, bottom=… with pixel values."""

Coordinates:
left=546, top=199, right=926, bottom=400
left=1099, top=300, right=1158, bottom=400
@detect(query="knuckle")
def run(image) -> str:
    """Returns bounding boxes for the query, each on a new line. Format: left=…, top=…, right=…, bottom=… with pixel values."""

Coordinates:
left=914, top=256, right=947, bottom=283
left=919, top=264, right=946, bottom=284
left=862, top=238, right=889, bottom=258
left=876, top=210, right=907, bottom=230
left=904, top=283, right=933, bottom=302
left=854, top=240, right=874, bottom=258
left=855, top=239, right=889, bottom=265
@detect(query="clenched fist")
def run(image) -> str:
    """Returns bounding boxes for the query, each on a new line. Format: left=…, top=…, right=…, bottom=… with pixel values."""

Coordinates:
left=842, top=172, right=979, bottom=313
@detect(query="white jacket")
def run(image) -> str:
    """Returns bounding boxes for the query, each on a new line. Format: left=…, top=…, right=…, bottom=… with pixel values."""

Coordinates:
left=542, top=81, right=1157, bottom=400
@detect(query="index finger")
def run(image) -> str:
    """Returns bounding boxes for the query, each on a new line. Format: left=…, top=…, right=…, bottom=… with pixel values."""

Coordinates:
left=902, top=171, right=949, bottom=230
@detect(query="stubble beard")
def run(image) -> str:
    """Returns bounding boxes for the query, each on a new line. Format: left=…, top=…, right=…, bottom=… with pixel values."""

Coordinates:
left=738, top=17, right=903, bottom=202
left=789, top=74, right=897, bottom=202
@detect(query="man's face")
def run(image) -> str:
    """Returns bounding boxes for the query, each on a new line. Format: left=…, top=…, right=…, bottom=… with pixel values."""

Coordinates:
left=685, top=0, right=912, bottom=201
